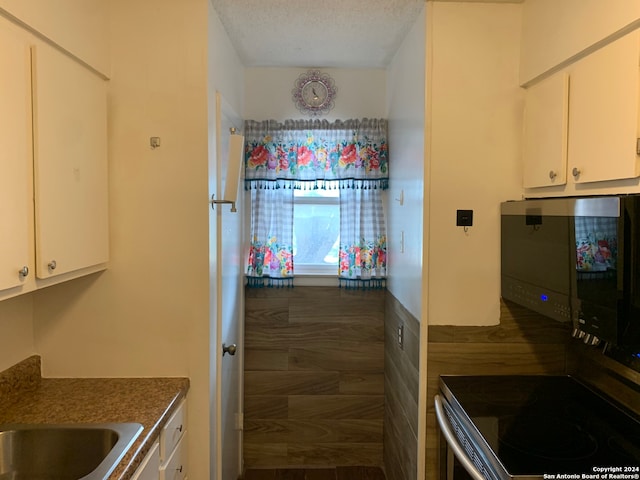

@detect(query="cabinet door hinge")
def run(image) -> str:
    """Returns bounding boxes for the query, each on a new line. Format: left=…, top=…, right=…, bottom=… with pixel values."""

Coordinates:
left=235, top=413, right=244, bottom=431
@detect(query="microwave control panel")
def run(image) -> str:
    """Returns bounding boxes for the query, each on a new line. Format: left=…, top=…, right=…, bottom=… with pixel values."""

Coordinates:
left=502, top=276, right=571, bottom=323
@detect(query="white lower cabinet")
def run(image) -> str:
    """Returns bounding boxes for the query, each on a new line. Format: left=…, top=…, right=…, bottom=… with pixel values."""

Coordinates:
left=160, top=434, right=188, bottom=480
left=132, top=399, right=188, bottom=480
left=159, top=399, right=188, bottom=480
left=131, top=441, right=160, bottom=480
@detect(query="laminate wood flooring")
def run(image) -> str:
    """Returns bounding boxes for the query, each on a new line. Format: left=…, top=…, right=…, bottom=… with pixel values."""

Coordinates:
left=243, top=466, right=386, bottom=480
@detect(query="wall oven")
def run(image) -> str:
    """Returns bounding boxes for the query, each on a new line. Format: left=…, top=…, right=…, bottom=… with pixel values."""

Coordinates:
left=435, top=375, right=640, bottom=480
left=501, top=195, right=640, bottom=348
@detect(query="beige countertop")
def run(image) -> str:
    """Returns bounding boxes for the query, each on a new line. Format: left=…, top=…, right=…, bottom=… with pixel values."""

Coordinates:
left=0, top=356, right=189, bottom=480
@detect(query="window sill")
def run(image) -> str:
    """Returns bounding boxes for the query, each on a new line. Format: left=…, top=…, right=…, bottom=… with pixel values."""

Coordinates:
left=292, top=275, right=339, bottom=287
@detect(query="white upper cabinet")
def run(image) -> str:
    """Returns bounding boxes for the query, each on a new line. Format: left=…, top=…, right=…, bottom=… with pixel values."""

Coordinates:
left=520, top=0, right=640, bottom=86
left=31, top=42, right=109, bottom=279
left=522, top=72, right=569, bottom=188
left=567, top=29, right=640, bottom=184
left=0, top=26, right=33, bottom=292
left=523, top=29, right=640, bottom=189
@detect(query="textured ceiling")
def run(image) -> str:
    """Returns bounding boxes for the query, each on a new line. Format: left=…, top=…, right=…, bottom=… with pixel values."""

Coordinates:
left=211, top=0, right=428, bottom=68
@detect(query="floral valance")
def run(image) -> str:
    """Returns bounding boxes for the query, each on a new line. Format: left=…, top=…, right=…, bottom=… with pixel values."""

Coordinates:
left=244, top=118, right=389, bottom=190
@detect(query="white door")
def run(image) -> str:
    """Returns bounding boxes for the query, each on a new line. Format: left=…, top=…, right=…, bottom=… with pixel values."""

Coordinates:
left=214, top=91, right=244, bottom=480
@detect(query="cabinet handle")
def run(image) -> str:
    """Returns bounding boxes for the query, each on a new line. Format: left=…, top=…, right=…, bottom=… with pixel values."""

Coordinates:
left=19, top=266, right=29, bottom=277
left=572, top=167, right=581, bottom=178
left=48, top=260, right=57, bottom=271
left=548, top=170, right=557, bottom=179
left=177, top=465, right=183, bottom=473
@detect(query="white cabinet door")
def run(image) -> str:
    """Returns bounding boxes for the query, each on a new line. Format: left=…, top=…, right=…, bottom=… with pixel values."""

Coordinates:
left=131, top=442, right=160, bottom=480
left=159, top=399, right=188, bottom=480
left=31, top=43, right=109, bottom=278
left=0, top=26, right=34, bottom=292
left=568, top=30, right=640, bottom=184
left=159, top=400, right=187, bottom=463
left=160, top=435, right=187, bottom=480
left=522, top=72, right=569, bottom=188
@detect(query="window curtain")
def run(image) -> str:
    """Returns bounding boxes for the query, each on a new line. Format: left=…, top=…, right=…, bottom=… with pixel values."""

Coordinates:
left=244, top=118, right=388, bottom=288
left=245, top=187, right=294, bottom=287
left=339, top=188, right=387, bottom=288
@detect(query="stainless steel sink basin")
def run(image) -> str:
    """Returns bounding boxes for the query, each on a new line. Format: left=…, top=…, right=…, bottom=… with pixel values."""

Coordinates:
left=0, top=422, right=143, bottom=480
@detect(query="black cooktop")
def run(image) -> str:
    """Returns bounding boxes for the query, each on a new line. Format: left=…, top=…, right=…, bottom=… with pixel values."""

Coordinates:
left=440, top=375, right=640, bottom=476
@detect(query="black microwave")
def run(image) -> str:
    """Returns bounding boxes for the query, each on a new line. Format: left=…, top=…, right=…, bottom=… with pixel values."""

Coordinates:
left=501, top=195, right=640, bottom=347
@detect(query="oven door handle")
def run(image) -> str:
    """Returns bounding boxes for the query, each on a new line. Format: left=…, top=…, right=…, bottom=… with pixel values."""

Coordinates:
left=434, top=394, right=486, bottom=480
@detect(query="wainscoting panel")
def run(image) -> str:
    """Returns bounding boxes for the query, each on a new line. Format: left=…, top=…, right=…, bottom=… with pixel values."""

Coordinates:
left=425, top=299, right=571, bottom=480
left=384, top=293, right=419, bottom=480
left=244, top=286, right=385, bottom=468
left=245, top=288, right=585, bottom=478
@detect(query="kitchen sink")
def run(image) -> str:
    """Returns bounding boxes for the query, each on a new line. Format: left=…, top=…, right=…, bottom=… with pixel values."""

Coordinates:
left=0, top=422, right=143, bottom=480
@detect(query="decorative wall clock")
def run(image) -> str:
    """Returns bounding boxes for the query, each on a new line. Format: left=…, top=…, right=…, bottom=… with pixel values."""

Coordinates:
left=292, top=70, right=337, bottom=116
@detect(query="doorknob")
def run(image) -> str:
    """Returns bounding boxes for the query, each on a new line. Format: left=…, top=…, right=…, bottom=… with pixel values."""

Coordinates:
left=222, top=343, right=237, bottom=356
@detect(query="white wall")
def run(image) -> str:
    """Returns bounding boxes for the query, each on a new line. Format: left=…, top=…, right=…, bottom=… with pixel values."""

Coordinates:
left=34, top=0, right=210, bottom=376
left=520, top=0, right=640, bottom=84
left=30, top=0, right=212, bottom=477
left=0, top=0, right=109, bottom=75
left=386, top=5, right=426, bottom=320
left=243, top=67, right=389, bottom=283
left=209, top=4, right=244, bottom=121
left=244, top=67, right=386, bottom=120
left=427, top=2, right=523, bottom=326
left=0, top=296, right=34, bottom=371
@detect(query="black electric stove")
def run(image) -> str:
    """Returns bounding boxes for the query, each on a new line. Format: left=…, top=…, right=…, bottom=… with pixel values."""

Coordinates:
left=438, top=375, right=640, bottom=480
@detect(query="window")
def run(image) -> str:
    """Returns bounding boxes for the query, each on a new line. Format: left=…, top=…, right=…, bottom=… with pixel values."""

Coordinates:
left=293, top=186, right=339, bottom=275
left=244, top=118, right=388, bottom=288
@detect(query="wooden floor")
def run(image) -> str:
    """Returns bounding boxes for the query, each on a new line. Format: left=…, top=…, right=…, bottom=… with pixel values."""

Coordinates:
left=243, top=467, right=386, bottom=480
